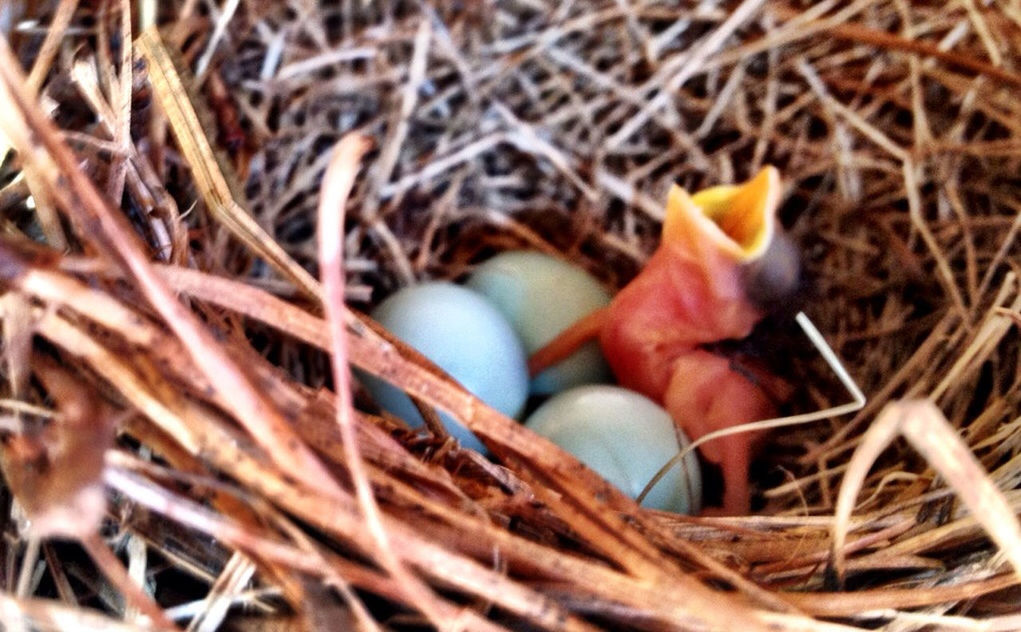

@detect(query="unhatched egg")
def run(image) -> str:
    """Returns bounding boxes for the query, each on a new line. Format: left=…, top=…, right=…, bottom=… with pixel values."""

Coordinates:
left=466, top=251, right=612, bottom=394
left=525, top=385, right=702, bottom=514
left=362, top=282, right=529, bottom=453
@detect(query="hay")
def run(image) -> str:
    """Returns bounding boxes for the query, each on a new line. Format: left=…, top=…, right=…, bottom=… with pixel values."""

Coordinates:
left=0, top=0, right=1019, bottom=629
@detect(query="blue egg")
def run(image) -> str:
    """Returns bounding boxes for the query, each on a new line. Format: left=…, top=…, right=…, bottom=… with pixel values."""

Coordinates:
left=362, top=282, right=529, bottom=453
left=466, top=251, right=612, bottom=395
left=524, top=385, right=702, bottom=514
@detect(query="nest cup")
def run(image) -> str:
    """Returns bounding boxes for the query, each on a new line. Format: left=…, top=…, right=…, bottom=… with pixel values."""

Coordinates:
left=0, top=2, right=1019, bottom=630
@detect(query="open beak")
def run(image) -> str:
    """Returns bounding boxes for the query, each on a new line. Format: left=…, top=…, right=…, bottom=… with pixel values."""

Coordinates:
left=662, top=166, right=781, bottom=263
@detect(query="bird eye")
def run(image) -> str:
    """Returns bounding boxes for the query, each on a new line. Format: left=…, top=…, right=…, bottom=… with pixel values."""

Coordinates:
left=741, top=231, right=801, bottom=311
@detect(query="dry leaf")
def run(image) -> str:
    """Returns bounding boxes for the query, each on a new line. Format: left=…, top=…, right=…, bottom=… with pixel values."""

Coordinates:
left=2, top=362, right=115, bottom=538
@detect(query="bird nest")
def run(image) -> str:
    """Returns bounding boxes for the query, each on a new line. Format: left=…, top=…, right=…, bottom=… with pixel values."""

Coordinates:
left=0, top=1, right=1019, bottom=630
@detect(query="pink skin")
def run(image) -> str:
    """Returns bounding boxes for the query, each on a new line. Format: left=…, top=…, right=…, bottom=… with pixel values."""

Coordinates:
left=598, top=242, right=777, bottom=515
left=529, top=168, right=787, bottom=515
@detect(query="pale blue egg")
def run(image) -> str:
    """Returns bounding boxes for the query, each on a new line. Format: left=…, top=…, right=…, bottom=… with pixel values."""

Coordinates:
left=362, top=282, right=529, bottom=453
left=466, top=251, right=612, bottom=395
left=524, top=385, right=702, bottom=514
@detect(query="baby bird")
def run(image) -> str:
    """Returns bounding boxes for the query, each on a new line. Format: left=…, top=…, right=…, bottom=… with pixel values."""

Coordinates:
left=529, top=167, right=798, bottom=514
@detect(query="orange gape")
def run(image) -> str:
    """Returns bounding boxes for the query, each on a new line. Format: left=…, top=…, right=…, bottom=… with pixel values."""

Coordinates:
left=529, top=167, right=793, bottom=514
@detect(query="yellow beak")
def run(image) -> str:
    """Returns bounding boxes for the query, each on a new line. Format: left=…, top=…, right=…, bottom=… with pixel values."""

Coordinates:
left=662, top=166, right=781, bottom=263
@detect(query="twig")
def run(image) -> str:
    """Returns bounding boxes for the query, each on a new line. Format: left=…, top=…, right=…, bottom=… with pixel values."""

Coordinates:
left=81, top=533, right=177, bottom=630
left=318, top=135, right=451, bottom=628
left=831, top=399, right=1021, bottom=583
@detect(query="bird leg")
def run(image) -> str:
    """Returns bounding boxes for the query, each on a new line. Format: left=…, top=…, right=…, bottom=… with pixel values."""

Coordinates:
left=527, top=306, right=608, bottom=377
left=661, top=350, right=778, bottom=515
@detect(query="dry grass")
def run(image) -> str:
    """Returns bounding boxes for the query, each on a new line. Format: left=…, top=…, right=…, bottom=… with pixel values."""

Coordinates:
left=0, top=0, right=1020, bottom=630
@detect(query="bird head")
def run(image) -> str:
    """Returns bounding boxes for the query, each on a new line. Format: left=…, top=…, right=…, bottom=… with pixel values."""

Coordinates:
left=661, top=166, right=799, bottom=310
